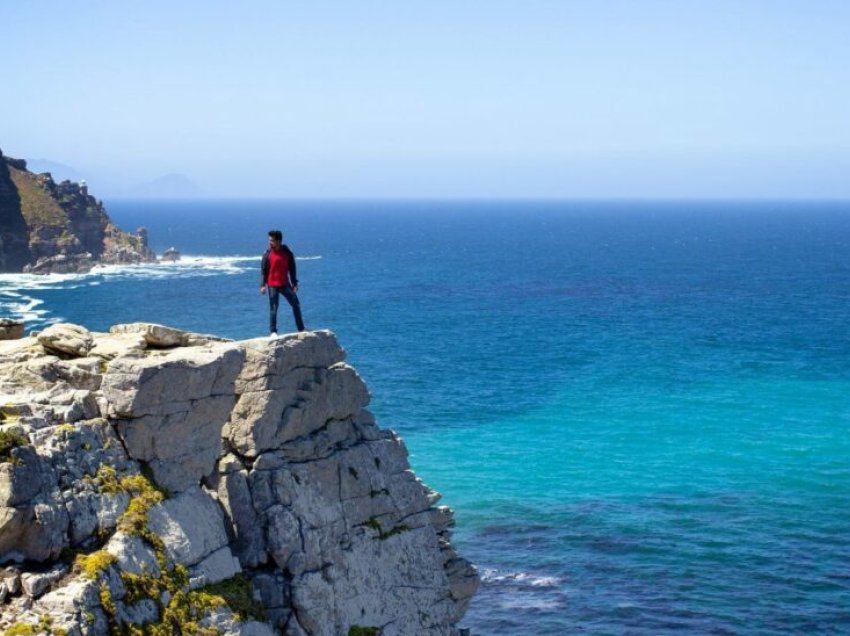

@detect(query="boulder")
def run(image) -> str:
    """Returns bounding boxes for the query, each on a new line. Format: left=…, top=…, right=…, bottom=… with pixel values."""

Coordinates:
left=89, top=332, right=147, bottom=359
left=37, top=323, right=93, bottom=357
left=109, top=322, right=187, bottom=347
left=0, top=319, right=24, bottom=340
left=1, top=568, right=21, bottom=594
left=160, top=247, right=181, bottom=262
left=21, top=563, right=68, bottom=598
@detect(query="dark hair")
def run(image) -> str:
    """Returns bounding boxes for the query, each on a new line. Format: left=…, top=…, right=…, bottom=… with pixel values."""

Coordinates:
left=268, top=230, right=283, bottom=242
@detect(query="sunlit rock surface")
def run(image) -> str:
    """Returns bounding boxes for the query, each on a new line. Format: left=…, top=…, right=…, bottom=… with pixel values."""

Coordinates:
left=0, top=323, right=478, bottom=634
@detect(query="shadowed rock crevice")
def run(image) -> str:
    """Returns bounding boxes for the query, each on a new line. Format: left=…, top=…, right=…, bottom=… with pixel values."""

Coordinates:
left=0, top=322, right=479, bottom=635
left=0, top=150, right=30, bottom=272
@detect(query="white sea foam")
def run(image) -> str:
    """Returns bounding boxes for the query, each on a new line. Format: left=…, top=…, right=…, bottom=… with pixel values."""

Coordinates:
left=480, top=568, right=564, bottom=588
left=481, top=569, right=567, bottom=611
left=0, top=254, right=285, bottom=325
left=0, top=296, right=47, bottom=323
left=498, top=596, right=565, bottom=611
left=0, top=279, right=56, bottom=324
left=92, top=255, right=257, bottom=279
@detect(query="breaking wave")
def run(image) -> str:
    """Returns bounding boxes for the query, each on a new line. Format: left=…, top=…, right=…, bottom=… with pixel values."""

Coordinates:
left=480, top=569, right=564, bottom=588
left=0, top=255, right=274, bottom=326
left=479, top=569, right=568, bottom=614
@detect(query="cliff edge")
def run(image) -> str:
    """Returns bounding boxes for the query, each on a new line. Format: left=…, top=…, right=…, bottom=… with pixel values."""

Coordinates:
left=0, top=324, right=479, bottom=634
left=0, top=149, right=155, bottom=274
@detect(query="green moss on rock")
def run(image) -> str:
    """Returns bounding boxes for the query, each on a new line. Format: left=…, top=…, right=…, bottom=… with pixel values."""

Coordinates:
left=0, top=428, right=28, bottom=462
left=359, top=516, right=412, bottom=541
left=199, top=574, right=266, bottom=621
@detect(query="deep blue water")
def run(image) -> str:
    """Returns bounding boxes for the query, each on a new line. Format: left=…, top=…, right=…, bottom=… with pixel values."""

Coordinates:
left=2, top=200, right=850, bottom=634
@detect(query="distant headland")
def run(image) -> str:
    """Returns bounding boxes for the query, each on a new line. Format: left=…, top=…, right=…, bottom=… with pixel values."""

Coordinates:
left=0, top=148, right=156, bottom=275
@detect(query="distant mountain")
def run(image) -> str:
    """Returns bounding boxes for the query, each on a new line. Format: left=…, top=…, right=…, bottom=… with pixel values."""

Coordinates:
left=25, top=158, right=84, bottom=183
left=127, top=173, right=202, bottom=198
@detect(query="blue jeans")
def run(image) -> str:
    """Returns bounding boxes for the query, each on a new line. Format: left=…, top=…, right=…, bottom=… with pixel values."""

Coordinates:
left=268, top=284, right=305, bottom=333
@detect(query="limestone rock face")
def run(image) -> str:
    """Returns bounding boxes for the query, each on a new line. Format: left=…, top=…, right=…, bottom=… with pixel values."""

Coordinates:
left=0, top=323, right=479, bottom=634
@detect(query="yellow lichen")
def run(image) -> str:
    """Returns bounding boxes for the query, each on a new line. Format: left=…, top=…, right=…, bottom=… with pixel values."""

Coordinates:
left=99, top=581, right=117, bottom=617
left=75, top=550, right=117, bottom=580
left=70, top=466, right=251, bottom=633
left=3, top=613, right=69, bottom=636
left=90, top=464, right=120, bottom=493
left=117, top=488, right=165, bottom=537
left=0, top=404, right=22, bottom=423
left=120, top=571, right=156, bottom=605
left=158, top=589, right=225, bottom=635
left=3, top=624, right=37, bottom=636
left=35, top=617, right=52, bottom=634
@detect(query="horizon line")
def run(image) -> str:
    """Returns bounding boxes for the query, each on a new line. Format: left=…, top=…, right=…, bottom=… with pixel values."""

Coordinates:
left=101, top=195, right=850, bottom=204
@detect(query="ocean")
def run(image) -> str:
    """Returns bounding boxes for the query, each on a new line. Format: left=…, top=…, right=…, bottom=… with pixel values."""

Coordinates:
left=2, top=200, right=849, bottom=634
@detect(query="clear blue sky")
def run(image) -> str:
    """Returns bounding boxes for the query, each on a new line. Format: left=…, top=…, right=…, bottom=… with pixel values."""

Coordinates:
left=2, top=1, right=849, bottom=198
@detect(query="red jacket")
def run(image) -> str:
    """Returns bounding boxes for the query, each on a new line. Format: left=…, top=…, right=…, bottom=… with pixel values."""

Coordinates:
left=260, top=245, right=298, bottom=287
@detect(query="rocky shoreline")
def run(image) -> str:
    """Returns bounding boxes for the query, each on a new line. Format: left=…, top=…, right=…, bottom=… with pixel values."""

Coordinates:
left=0, top=323, right=479, bottom=634
left=0, top=149, right=156, bottom=275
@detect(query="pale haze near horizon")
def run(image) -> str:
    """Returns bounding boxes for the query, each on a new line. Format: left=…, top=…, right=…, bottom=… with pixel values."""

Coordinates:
left=2, top=1, right=849, bottom=199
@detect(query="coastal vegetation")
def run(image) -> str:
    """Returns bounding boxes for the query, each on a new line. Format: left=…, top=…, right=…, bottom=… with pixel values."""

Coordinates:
left=7, top=167, right=69, bottom=229
left=0, top=428, right=28, bottom=462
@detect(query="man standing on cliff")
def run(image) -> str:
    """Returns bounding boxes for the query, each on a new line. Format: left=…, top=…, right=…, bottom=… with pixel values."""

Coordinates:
left=260, top=229, right=305, bottom=335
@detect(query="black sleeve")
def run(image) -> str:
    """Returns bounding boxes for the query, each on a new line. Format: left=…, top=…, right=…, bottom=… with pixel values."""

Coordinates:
left=287, top=246, right=298, bottom=285
left=260, top=251, right=269, bottom=285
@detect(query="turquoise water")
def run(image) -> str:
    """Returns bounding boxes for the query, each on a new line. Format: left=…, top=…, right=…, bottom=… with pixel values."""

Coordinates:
left=2, top=200, right=849, bottom=633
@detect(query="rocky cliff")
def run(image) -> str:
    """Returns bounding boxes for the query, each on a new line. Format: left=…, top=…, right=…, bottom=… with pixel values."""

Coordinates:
left=0, top=323, right=479, bottom=634
left=0, top=149, right=155, bottom=274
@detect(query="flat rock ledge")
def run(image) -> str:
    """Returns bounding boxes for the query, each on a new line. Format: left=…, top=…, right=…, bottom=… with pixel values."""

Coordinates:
left=0, top=323, right=479, bottom=635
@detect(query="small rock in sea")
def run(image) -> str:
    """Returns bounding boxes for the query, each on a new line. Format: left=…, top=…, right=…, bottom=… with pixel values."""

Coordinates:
left=160, top=246, right=181, bottom=262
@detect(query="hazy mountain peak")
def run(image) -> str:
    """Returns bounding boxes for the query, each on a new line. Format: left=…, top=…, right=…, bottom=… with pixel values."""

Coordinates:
left=128, top=173, right=202, bottom=198
left=25, top=158, right=84, bottom=183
